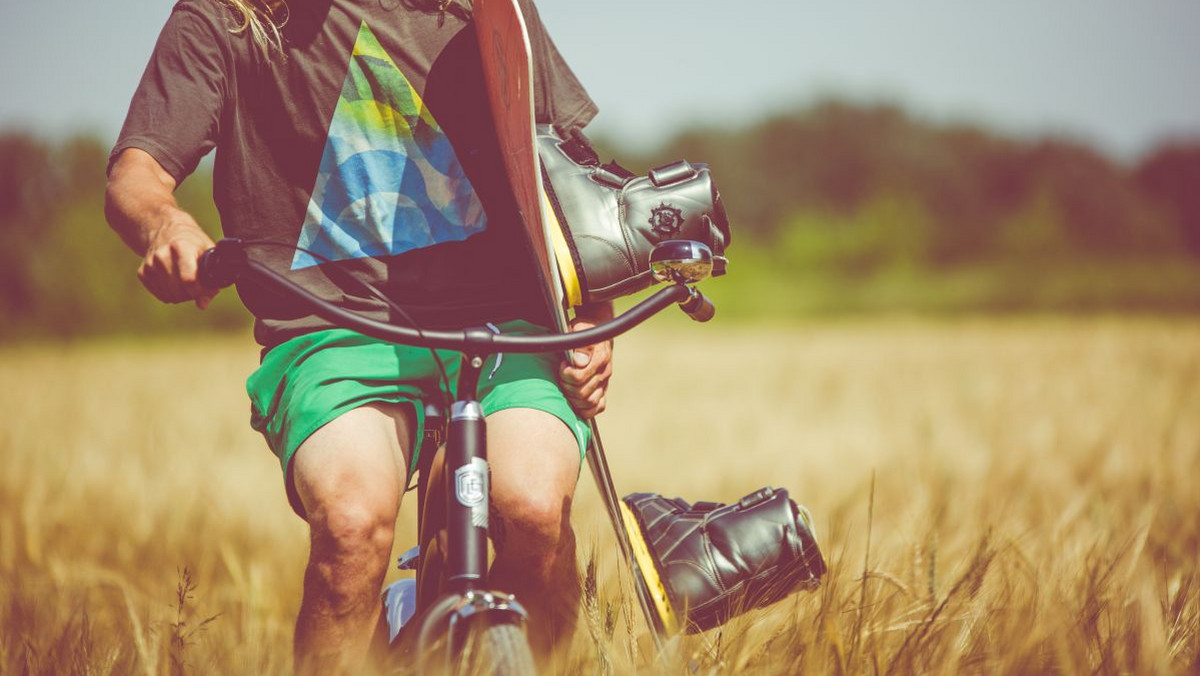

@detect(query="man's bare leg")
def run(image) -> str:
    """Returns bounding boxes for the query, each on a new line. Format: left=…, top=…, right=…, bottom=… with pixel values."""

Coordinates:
left=485, top=408, right=583, bottom=658
left=290, top=403, right=413, bottom=674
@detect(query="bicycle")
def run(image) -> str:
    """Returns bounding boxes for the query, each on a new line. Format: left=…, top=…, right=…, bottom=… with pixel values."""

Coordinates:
left=198, top=237, right=719, bottom=674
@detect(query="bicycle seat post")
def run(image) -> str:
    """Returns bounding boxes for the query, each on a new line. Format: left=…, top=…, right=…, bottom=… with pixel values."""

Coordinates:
left=444, top=349, right=490, bottom=595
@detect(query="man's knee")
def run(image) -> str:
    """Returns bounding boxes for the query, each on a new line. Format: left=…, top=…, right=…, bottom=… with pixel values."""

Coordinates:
left=290, top=402, right=411, bottom=568
left=301, top=497, right=398, bottom=614
left=309, top=497, right=398, bottom=560
left=486, top=408, right=581, bottom=557
left=494, top=490, right=574, bottom=558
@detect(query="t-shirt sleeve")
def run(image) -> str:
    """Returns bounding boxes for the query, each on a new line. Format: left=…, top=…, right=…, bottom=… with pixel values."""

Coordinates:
left=108, top=5, right=231, bottom=184
left=521, top=0, right=598, bottom=131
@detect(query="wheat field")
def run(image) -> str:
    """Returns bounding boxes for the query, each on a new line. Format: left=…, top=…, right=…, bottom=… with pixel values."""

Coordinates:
left=1, top=317, right=1198, bottom=674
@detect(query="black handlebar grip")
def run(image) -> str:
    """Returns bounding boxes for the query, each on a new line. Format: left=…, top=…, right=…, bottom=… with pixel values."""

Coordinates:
left=198, top=238, right=246, bottom=289
left=679, top=287, right=716, bottom=322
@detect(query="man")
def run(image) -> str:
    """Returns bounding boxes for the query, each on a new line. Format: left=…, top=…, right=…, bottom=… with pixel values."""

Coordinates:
left=104, top=0, right=611, bottom=671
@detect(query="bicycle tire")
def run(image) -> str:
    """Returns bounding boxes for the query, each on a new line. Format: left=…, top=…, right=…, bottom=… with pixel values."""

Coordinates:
left=457, top=619, right=536, bottom=676
left=406, top=593, right=536, bottom=676
left=406, top=593, right=458, bottom=672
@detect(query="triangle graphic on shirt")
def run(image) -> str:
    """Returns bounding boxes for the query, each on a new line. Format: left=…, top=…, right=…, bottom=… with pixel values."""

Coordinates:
left=292, top=21, right=486, bottom=270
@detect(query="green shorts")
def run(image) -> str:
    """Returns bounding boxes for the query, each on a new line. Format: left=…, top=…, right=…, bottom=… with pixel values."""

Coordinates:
left=247, top=321, right=590, bottom=513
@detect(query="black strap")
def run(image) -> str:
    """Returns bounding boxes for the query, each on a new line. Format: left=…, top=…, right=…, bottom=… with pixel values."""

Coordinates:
left=555, top=127, right=636, bottom=184
left=601, top=160, right=636, bottom=180
left=556, top=126, right=601, bottom=166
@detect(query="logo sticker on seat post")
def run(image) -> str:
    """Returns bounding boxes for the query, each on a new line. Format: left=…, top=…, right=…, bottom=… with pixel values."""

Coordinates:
left=455, top=458, right=489, bottom=528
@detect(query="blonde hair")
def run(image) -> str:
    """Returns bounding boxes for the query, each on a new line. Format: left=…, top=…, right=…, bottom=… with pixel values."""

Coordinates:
left=218, top=0, right=473, bottom=56
left=220, top=0, right=287, bottom=56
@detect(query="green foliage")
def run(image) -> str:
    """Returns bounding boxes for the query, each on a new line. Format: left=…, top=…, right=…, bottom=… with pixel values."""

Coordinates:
left=0, top=132, right=249, bottom=340
left=0, top=133, right=57, bottom=322
left=776, top=193, right=935, bottom=277
left=607, top=100, right=1200, bottom=317
left=993, top=188, right=1068, bottom=259
left=1136, top=143, right=1200, bottom=255
left=623, top=101, right=1192, bottom=264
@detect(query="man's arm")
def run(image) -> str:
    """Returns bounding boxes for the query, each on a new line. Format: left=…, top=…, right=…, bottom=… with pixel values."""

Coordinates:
left=105, top=148, right=218, bottom=309
left=559, top=300, right=614, bottom=418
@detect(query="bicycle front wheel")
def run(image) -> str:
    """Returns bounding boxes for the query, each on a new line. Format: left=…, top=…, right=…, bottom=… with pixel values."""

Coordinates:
left=457, top=619, right=536, bottom=676
left=408, top=592, right=537, bottom=676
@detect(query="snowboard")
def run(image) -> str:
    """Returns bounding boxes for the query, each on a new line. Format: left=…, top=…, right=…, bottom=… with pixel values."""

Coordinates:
left=473, top=0, right=568, bottom=331
left=473, top=0, right=671, bottom=647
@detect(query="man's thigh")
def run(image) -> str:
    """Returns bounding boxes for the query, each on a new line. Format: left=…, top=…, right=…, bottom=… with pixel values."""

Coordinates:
left=486, top=408, right=582, bottom=529
left=291, top=402, right=415, bottom=524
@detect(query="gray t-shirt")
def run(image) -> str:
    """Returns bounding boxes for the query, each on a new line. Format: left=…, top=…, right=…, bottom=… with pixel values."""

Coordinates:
left=112, top=0, right=596, bottom=347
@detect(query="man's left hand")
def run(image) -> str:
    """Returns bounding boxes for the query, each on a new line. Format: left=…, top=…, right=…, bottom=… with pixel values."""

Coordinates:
left=559, top=303, right=614, bottom=419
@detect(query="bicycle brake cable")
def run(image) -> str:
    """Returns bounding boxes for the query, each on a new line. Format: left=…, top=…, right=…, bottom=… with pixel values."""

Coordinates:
left=234, top=239, right=456, bottom=413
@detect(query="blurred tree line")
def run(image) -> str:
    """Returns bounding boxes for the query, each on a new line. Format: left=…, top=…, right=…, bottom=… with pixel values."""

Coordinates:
left=2, top=100, right=1199, bottom=339
left=0, top=134, right=247, bottom=339
left=612, top=101, right=1200, bottom=315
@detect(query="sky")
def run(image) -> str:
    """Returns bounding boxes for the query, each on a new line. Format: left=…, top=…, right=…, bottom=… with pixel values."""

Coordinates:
left=1, top=0, right=1198, bottom=161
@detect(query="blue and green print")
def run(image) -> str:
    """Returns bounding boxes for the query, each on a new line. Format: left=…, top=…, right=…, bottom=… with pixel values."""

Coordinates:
left=292, top=22, right=485, bottom=270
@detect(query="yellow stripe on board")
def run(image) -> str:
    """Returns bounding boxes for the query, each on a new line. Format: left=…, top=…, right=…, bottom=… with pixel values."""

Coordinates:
left=541, top=188, right=582, bottom=308
left=619, top=501, right=680, bottom=634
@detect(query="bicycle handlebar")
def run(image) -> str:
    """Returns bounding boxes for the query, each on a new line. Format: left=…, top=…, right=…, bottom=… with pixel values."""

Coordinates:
left=198, top=239, right=714, bottom=354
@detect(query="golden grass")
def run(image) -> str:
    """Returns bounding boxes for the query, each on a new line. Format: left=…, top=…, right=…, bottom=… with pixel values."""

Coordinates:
left=2, top=318, right=1198, bottom=674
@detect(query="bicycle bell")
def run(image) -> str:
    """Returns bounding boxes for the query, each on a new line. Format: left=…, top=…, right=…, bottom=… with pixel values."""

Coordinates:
left=650, top=240, right=714, bottom=284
